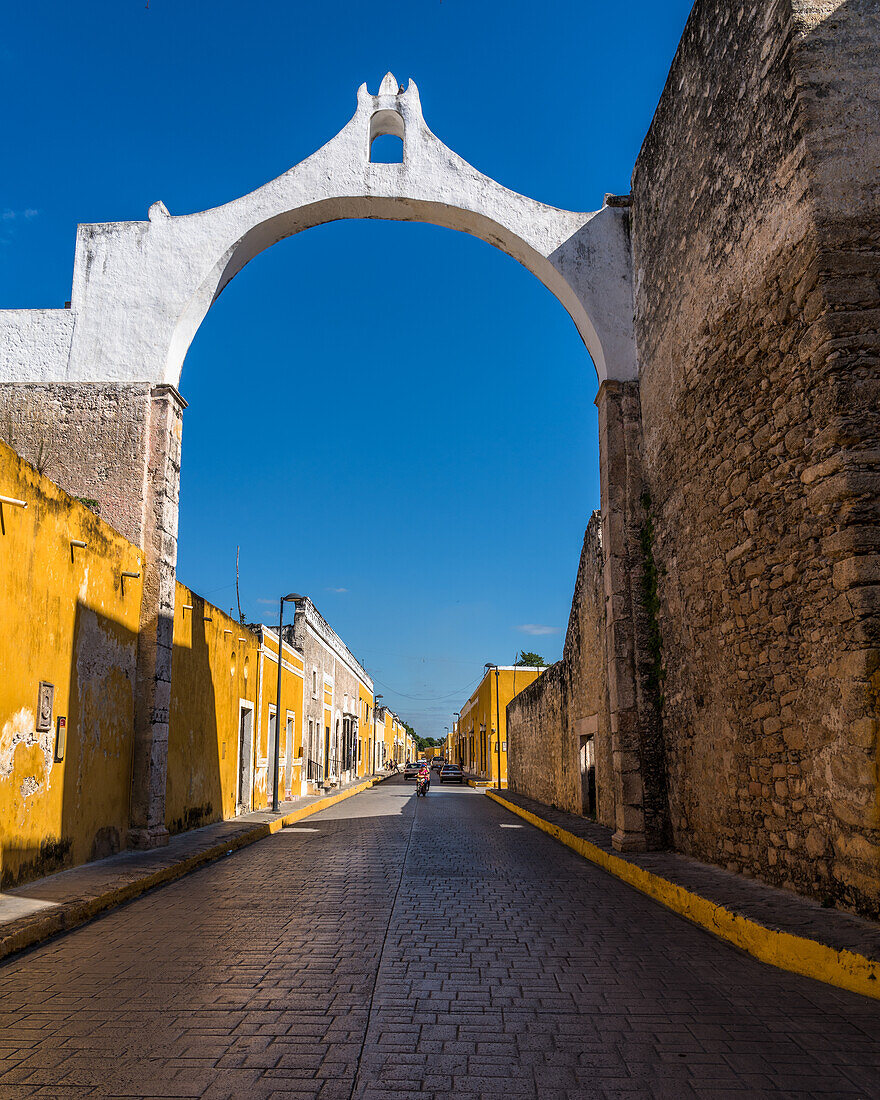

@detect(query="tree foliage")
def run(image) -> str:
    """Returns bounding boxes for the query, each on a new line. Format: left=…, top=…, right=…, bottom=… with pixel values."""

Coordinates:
left=515, top=651, right=546, bottom=667
left=402, top=721, right=441, bottom=751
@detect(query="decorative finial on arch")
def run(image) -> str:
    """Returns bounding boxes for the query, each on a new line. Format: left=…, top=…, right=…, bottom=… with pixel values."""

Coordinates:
left=357, top=75, right=421, bottom=111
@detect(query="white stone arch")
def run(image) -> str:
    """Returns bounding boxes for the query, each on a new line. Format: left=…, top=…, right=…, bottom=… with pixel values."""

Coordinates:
left=0, top=73, right=636, bottom=388
left=0, top=74, right=651, bottom=858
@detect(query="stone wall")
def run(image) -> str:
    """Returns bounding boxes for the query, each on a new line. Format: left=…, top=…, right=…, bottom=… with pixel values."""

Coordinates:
left=508, top=513, right=614, bottom=826
left=0, top=383, right=153, bottom=545
left=631, top=0, right=880, bottom=917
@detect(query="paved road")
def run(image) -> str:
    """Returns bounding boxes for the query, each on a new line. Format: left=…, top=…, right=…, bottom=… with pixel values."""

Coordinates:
left=0, top=779, right=877, bottom=1099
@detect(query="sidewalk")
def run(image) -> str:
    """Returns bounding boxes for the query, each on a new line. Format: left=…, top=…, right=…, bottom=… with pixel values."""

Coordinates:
left=0, top=770, right=395, bottom=963
left=488, top=787, right=880, bottom=1001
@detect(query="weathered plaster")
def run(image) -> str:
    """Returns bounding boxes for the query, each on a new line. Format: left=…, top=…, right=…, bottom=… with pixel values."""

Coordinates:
left=0, top=310, right=73, bottom=383
left=0, top=75, right=635, bottom=390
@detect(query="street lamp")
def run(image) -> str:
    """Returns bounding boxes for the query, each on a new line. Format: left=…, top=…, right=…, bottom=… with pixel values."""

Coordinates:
left=272, top=592, right=303, bottom=812
left=485, top=663, right=501, bottom=789
left=372, top=693, right=383, bottom=774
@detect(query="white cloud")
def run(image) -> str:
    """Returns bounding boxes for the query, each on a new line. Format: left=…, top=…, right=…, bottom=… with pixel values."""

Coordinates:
left=256, top=597, right=276, bottom=605
left=327, top=586, right=348, bottom=593
left=2, top=208, right=39, bottom=221
left=1, top=208, right=39, bottom=245
left=516, top=624, right=560, bottom=636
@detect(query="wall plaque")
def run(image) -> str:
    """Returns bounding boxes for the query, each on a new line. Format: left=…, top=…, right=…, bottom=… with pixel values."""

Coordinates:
left=37, top=681, right=54, bottom=732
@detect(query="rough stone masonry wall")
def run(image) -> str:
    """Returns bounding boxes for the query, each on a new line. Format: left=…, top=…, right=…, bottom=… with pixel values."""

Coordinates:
left=632, top=0, right=880, bottom=916
left=508, top=513, right=614, bottom=827
left=0, top=383, right=153, bottom=546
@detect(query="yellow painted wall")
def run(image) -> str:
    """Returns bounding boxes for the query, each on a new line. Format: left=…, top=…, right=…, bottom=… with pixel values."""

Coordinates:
left=1, top=433, right=374, bottom=887
left=253, top=631, right=304, bottom=809
left=384, top=714, right=396, bottom=764
left=456, top=667, right=544, bottom=785
left=358, top=684, right=373, bottom=777
left=0, top=439, right=143, bottom=886
left=166, top=586, right=261, bottom=832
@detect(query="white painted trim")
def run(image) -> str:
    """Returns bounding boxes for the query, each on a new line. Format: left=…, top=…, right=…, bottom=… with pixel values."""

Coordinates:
left=259, top=643, right=305, bottom=678
left=259, top=626, right=305, bottom=669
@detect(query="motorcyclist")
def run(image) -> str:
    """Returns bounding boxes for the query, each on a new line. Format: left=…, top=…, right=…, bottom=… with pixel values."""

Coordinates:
left=417, top=761, right=430, bottom=794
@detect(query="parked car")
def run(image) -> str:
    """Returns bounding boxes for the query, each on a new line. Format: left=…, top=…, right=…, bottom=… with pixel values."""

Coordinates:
left=439, top=764, right=464, bottom=784
left=403, top=761, right=422, bottom=779
left=431, top=758, right=445, bottom=773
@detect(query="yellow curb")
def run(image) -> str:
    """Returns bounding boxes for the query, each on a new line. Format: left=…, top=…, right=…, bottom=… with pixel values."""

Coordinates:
left=0, top=774, right=387, bottom=963
left=487, top=791, right=880, bottom=1002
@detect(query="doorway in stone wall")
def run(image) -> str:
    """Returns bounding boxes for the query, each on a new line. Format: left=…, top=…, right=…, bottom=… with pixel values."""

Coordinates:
left=580, top=733, right=597, bottom=818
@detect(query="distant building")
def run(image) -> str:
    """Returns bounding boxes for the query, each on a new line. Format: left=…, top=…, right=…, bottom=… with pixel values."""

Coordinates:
left=287, top=597, right=373, bottom=790
left=453, top=666, right=546, bottom=787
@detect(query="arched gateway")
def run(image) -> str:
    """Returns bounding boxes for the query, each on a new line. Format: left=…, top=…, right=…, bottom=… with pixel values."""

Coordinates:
left=0, top=76, right=656, bottom=854
left=1, top=73, right=636, bottom=389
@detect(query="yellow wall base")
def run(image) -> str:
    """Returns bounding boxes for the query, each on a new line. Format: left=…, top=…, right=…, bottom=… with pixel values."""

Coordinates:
left=487, top=791, right=880, bottom=1002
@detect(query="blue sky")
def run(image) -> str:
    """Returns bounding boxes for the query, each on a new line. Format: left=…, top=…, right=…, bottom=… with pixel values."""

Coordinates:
left=1, top=0, right=693, bottom=737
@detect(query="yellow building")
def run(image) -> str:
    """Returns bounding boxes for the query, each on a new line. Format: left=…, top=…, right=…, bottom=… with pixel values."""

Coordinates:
left=454, top=665, right=546, bottom=787
left=0, top=436, right=380, bottom=887
left=252, top=625, right=306, bottom=807
left=167, top=601, right=307, bottom=826
left=379, top=707, right=396, bottom=767
left=384, top=711, right=395, bottom=764
left=367, top=706, right=414, bottom=768
left=357, top=683, right=374, bottom=778
left=167, top=587, right=259, bottom=831
left=0, top=438, right=144, bottom=887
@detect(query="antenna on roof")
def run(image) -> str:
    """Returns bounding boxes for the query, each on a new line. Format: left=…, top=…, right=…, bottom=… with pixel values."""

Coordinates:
left=236, top=545, right=244, bottom=624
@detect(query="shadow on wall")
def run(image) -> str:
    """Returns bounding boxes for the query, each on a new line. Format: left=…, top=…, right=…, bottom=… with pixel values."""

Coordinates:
left=507, top=513, right=615, bottom=831
left=2, top=600, right=138, bottom=888
left=166, top=589, right=225, bottom=837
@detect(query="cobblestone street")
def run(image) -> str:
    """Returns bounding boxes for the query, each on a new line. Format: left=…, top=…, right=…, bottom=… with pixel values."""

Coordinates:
left=0, top=779, right=877, bottom=1099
